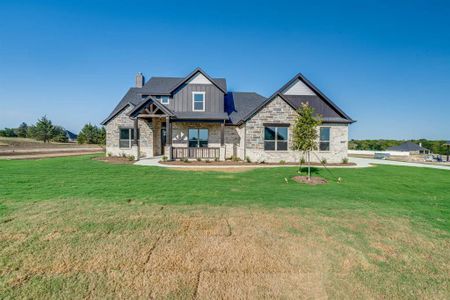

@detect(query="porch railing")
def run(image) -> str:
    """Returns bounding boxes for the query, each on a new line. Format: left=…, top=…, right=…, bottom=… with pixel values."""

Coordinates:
left=172, top=147, right=220, bottom=159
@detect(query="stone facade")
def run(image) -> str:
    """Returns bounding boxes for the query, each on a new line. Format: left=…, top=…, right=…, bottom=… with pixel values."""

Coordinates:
left=242, top=96, right=348, bottom=163
left=105, top=106, right=153, bottom=159
left=105, top=96, right=348, bottom=162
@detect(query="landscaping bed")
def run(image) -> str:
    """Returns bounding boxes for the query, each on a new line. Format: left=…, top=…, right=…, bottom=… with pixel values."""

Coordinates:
left=160, top=160, right=356, bottom=166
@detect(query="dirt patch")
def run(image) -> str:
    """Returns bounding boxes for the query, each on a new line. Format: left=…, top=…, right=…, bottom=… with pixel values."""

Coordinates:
left=0, top=151, right=103, bottom=160
left=93, top=156, right=134, bottom=164
left=292, top=176, right=328, bottom=185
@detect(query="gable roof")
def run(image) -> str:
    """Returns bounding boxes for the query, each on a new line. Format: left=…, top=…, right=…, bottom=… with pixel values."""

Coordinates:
left=101, top=88, right=143, bottom=125
left=128, top=96, right=175, bottom=118
left=225, top=92, right=267, bottom=124
left=239, top=73, right=354, bottom=124
left=386, top=142, right=429, bottom=152
left=166, top=67, right=227, bottom=94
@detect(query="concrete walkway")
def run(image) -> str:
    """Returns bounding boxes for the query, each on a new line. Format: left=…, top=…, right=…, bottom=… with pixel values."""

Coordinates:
left=350, top=157, right=450, bottom=170
left=135, top=156, right=450, bottom=171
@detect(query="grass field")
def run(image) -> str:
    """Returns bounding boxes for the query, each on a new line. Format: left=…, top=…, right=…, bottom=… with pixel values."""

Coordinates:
left=0, top=155, right=449, bottom=298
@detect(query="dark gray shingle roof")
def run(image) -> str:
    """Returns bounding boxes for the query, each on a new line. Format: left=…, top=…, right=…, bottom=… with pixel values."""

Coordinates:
left=140, top=76, right=227, bottom=95
left=174, top=112, right=228, bottom=120
left=225, top=92, right=267, bottom=124
left=387, top=142, right=429, bottom=152
left=101, top=88, right=143, bottom=125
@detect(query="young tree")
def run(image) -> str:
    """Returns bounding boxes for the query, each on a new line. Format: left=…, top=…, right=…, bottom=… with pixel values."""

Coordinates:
left=33, top=116, right=55, bottom=143
left=292, top=103, right=322, bottom=180
left=16, top=122, right=28, bottom=137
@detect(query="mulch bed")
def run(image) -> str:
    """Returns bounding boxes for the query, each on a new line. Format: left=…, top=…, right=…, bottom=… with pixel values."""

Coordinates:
left=93, top=156, right=135, bottom=164
left=160, top=160, right=355, bottom=166
left=292, top=176, right=328, bottom=185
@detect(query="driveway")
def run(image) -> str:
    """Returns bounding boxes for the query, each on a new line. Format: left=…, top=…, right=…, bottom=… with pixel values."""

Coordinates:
left=349, top=157, right=450, bottom=170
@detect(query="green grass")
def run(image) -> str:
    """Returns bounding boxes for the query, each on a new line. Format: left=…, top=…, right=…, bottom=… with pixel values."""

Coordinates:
left=0, top=154, right=449, bottom=298
left=1, top=154, right=449, bottom=233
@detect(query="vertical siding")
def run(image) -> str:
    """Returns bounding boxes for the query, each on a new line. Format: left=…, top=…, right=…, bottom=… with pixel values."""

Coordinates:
left=170, top=84, right=224, bottom=113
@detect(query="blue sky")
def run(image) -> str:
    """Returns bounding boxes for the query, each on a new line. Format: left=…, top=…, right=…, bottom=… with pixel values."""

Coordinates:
left=0, top=0, right=449, bottom=139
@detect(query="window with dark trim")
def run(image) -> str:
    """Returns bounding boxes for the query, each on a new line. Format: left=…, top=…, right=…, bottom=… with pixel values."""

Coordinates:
left=319, top=127, right=330, bottom=151
left=264, top=126, right=288, bottom=151
left=156, top=96, right=170, bottom=105
left=188, top=128, right=208, bottom=147
left=119, top=128, right=139, bottom=148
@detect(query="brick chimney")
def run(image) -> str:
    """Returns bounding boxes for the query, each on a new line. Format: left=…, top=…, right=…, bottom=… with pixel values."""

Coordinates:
left=135, top=72, right=144, bottom=88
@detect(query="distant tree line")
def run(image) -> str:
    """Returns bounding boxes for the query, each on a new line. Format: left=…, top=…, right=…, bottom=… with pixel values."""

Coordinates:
left=349, top=139, right=449, bottom=155
left=0, top=117, right=105, bottom=145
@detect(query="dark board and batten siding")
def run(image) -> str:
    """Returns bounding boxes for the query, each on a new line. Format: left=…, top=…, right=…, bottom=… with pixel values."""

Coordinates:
left=170, top=84, right=224, bottom=113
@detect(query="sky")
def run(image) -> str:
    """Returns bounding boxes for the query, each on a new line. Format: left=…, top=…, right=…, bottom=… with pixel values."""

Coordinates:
left=0, top=0, right=449, bottom=140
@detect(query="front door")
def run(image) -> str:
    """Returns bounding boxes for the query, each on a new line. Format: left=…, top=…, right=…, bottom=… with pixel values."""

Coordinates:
left=161, top=128, right=167, bottom=155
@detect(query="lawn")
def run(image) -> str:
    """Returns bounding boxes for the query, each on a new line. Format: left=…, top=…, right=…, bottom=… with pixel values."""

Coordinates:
left=0, top=154, right=449, bottom=298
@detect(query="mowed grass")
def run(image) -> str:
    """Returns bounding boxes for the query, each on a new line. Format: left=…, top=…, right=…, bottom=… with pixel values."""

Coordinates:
left=0, top=154, right=449, bottom=298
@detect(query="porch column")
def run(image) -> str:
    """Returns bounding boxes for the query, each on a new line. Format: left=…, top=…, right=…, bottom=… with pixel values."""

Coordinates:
left=132, top=118, right=139, bottom=160
left=220, top=121, right=225, bottom=146
left=166, top=116, right=172, bottom=160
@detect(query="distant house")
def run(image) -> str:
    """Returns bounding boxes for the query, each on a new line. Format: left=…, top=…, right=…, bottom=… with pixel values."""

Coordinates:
left=387, top=141, right=430, bottom=155
left=65, top=130, right=78, bottom=143
left=101, top=67, right=355, bottom=162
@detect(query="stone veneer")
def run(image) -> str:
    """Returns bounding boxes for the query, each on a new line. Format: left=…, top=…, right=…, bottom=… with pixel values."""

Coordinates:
left=243, top=96, right=348, bottom=163
left=105, top=106, right=153, bottom=158
left=105, top=97, right=349, bottom=162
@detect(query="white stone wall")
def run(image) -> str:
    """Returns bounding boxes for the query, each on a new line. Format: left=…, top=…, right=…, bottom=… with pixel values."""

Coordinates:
left=243, top=96, right=349, bottom=163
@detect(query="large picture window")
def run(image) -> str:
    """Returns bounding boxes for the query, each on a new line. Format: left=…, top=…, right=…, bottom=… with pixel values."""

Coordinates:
left=319, top=127, right=330, bottom=151
left=192, top=92, right=205, bottom=111
left=264, top=126, right=288, bottom=151
left=119, top=128, right=139, bottom=148
left=188, top=128, right=208, bottom=147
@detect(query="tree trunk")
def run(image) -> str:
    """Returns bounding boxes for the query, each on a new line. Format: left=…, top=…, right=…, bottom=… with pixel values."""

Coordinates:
left=307, top=151, right=311, bottom=180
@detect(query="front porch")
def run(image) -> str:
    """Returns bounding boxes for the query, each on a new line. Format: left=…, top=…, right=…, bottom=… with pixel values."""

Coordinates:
left=128, top=96, right=227, bottom=161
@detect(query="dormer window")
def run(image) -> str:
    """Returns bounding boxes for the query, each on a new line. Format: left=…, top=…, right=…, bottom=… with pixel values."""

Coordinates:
left=192, top=92, right=205, bottom=111
left=156, top=96, right=170, bottom=105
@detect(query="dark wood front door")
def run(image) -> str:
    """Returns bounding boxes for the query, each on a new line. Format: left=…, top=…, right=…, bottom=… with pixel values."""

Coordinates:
left=161, top=128, right=167, bottom=155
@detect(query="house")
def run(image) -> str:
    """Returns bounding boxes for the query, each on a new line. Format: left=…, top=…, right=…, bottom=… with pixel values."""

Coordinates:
left=65, top=130, right=78, bottom=143
left=101, top=68, right=354, bottom=162
left=386, top=141, right=430, bottom=155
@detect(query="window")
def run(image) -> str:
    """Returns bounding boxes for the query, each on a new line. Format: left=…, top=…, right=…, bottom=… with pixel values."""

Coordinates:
left=188, top=128, right=208, bottom=147
left=319, top=127, right=330, bottom=151
left=264, top=126, right=288, bottom=151
left=192, top=92, right=205, bottom=111
left=119, top=128, right=139, bottom=148
left=156, top=96, right=170, bottom=105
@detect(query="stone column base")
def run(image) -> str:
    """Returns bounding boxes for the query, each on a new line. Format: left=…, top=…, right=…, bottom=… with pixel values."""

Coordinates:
left=219, top=146, right=226, bottom=161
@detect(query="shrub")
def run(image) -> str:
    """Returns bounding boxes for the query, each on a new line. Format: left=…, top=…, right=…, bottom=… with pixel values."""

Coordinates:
left=107, top=152, right=112, bottom=157
left=205, top=159, right=210, bottom=163
left=182, top=157, right=189, bottom=163
left=214, top=157, right=219, bottom=162
left=231, top=155, right=241, bottom=162
left=300, top=157, right=306, bottom=164
left=121, top=153, right=127, bottom=158
left=127, top=155, right=135, bottom=161
left=196, top=157, right=202, bottom=162
left=321, top=158, right=327, bottom=165
left=162, top=156, right=168, bottom=162
left=279, top=160, right=286, bottom=164
left=245, top=156, right=252, bottom=163
left=342, top=157, right=349, bottom=164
